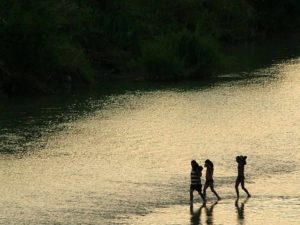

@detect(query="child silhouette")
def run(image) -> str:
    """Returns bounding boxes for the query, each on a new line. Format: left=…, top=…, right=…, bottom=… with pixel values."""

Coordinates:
left=190, top=160, right=205, bottom=205
left=235, top=156, right=251, bottom=198
left=203, top=159, right=221, bottom=201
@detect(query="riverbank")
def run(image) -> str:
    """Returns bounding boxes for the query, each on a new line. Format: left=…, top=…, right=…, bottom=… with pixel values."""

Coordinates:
left=2, top=32, right=300, bottom=98
left=1, top=1, right=300, bottom=95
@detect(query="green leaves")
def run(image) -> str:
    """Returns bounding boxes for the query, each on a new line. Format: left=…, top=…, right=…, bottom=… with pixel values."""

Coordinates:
left=0, top=0, right=93, bottom=93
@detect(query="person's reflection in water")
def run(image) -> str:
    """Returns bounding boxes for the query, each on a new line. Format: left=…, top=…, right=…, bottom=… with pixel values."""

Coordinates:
left=190, top=204, right=204, bottom=225
left=190, top=201, right=219, bottom=225
left=235, top=198, right=249, bottom=225
left=204, top=201, right=218, bottom=225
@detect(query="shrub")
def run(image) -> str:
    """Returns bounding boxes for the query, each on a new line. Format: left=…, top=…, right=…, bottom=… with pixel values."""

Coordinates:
left=138, top=30, right=222, bottom=80
left=177, top=30, right=222, bottom=76
left=207, top=0, right=257, bottom=41
left=0, top=0, right=93, bottom=93
left=139, top=35, right=184, bottom=80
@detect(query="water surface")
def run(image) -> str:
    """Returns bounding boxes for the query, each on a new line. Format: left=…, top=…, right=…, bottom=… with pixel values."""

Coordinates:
left=1, top=45, right=300, bottom=224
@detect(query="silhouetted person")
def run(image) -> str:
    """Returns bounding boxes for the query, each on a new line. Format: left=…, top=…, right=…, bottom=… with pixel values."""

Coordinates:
left=235, top=156, right=251, bottom=198
left=190, top=160, right=205, bottom=205
left=203, top=160, right=221, bottom=201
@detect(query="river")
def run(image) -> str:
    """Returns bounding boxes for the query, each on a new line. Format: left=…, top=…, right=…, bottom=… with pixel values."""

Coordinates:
left=0, top=39, right=300, bottom=224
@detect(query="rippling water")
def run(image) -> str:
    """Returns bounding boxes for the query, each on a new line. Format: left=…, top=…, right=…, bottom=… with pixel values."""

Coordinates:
left=1, top=57, right=300, bottom=224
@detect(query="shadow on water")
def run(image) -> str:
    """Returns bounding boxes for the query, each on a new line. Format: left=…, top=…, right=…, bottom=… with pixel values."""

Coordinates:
left=223, top=34, right=300, bottom=75
left=235, top=198, right=249, bottom=225
left=0, top=80, right=214, bottom=155
left=190, top=201, right=218, bottom=225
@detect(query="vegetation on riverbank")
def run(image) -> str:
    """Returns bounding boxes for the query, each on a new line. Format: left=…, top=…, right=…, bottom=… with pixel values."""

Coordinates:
left=1, top=0, right=300, bottom=94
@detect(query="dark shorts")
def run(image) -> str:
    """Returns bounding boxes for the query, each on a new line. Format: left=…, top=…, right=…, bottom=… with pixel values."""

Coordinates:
left=236, top=175, right=245, bottom=183
left=190, top=184, right=202, bottom=192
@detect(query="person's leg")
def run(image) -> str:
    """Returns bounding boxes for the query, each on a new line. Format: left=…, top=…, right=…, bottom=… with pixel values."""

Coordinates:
left=241, top=180, right=251, bottom=197
left=203, top=182, right=209, bottom=200
left=210, top=183, right=221, bottom=200
left=235, top=179, right=240, bottom=198
left=197, top=189, right=205, bottom=203
left=190, top=188, right=194, bottom=205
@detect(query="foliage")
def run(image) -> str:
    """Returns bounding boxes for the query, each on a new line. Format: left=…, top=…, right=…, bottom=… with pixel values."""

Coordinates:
left=247, top=0, right=300, bottom=34
left=138, top=29, right=222, bottom=80
left=1, top=0, right=300, bottom=93
left=206, top=0, right=257, bottom=41
left=0, top=0, right=93, bottom=93
left=139, top=34, right=184, bottom=80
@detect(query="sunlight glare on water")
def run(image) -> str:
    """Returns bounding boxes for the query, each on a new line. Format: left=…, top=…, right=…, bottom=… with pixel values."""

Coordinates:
left=0, top=58, right=300, bottom=224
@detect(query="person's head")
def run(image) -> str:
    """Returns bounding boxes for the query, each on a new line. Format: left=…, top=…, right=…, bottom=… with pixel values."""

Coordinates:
left=191, top=160, right=202, bottom=171
left=236, top=155, right=247, bottom=165
left=191, top=160, right=197, bottom=169
left=205, top=159, right=213, bottom=168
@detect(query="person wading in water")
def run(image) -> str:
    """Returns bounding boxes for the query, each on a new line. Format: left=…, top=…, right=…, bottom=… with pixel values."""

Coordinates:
left=235, top=155, right=251, bottom=198
left=203, top=159, right=221, bottom=201
left=190, top=160, right=205, bottom=205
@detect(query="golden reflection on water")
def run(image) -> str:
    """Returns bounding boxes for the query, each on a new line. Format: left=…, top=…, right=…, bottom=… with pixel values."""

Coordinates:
left=0, top=59, right=300, bottom=224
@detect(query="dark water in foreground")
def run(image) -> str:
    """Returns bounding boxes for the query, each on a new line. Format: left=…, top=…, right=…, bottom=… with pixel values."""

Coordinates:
left=1, top=39, right=300, bottom=224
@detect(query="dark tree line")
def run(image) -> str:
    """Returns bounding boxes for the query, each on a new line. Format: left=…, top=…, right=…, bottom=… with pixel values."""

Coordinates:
left=1, top=0, right=300, bottom=94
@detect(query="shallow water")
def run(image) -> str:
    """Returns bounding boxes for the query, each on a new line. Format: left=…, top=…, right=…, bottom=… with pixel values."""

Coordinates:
left=1, top=59, right=300, bottom=223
